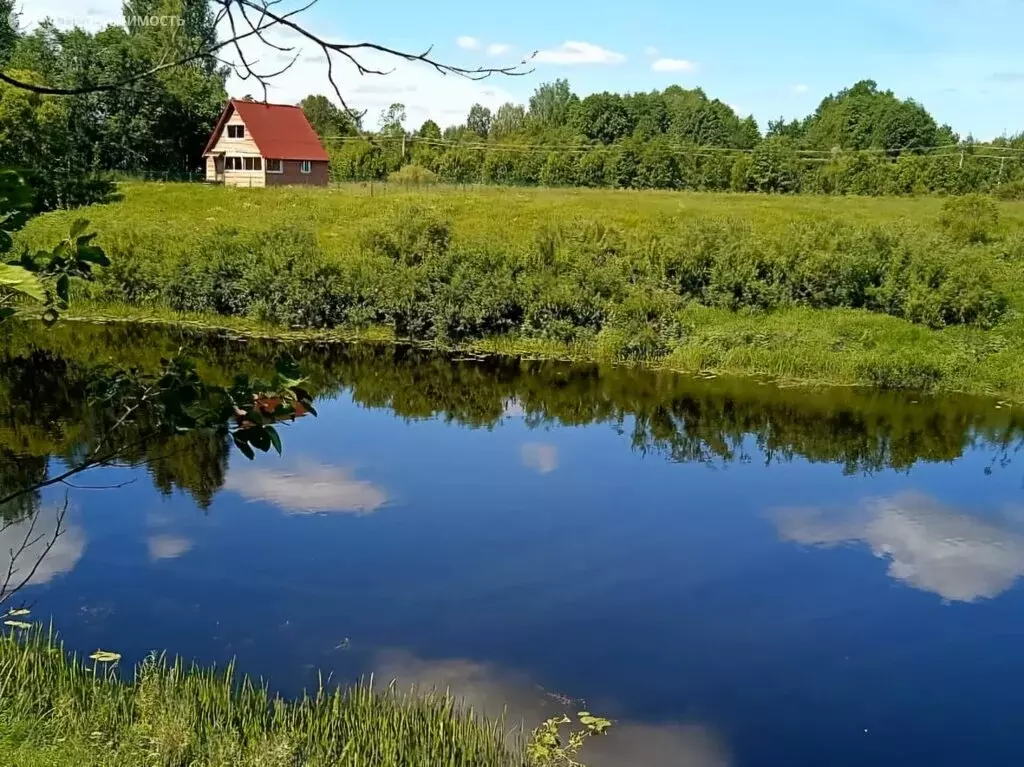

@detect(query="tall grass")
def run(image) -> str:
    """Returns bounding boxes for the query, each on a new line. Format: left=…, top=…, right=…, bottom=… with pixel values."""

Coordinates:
left=16, top=183, right=1024, bottom=396
left=0, top=626, right=524, bottom=767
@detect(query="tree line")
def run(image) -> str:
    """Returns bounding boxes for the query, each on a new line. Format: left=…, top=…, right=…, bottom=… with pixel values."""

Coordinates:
left=2, top=0, right=1023, bottom=205
left=319, top=79, right=1024, bottom=196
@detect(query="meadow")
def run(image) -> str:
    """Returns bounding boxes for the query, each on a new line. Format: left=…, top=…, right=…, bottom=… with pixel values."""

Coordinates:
left=17, top=182, right=1024, bottom=399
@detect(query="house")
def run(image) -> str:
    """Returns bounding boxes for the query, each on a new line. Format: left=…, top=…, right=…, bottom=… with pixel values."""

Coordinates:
left=202, top=99, right=329, bottom=187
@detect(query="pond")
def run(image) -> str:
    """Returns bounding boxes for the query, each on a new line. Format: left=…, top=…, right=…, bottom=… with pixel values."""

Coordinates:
left=3, top=323, right=1024, bottom=767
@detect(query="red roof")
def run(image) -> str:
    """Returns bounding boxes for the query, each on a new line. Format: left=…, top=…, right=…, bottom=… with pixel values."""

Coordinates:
left=203, top=99, right=329, bottom=162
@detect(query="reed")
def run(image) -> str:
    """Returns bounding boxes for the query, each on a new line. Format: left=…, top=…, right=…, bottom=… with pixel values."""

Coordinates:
left=0, top=624, right=524, bottom=767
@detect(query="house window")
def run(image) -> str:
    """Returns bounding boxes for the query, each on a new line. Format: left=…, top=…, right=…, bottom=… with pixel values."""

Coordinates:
left=300, top=160, right=312, bottom=174
left=225, top=156, right=243, bottom=171
left=266, top=158, right=283, bottom=174
left=227, top=125, right=245, bottom=139
left=244, top=157, right=262, bottom=171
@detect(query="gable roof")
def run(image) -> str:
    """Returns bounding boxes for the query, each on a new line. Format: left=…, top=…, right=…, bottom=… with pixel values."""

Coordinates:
left=203, top=99, right=329, bottom=162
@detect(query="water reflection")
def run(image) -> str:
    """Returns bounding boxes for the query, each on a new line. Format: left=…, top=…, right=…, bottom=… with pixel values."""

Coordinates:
left=224, top=462, right=389, bottom=514
left=773, top=491, right=1024, bottom=602
left=520, top=442, right=559, bottom=474
left=4, top=323, right=1024, bottom=767
left=0, top=505, right=86, bottom=587
left=2, top=323, right=1023, bottom=517
left=372, top=651, right=732, bottom=767
left=146, top=534, right=193, bottom=562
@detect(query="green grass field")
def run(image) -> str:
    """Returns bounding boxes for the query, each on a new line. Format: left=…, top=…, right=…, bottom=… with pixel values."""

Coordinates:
left=17, top=182, right=1024, bottom=400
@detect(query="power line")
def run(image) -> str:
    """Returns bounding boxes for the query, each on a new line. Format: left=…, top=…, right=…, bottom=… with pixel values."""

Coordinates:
left=316, top=133, right=1024, bottom=158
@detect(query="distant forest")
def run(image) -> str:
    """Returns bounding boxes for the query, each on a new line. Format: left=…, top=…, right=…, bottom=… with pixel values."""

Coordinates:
left=2, top=0, right=1023, bottom=201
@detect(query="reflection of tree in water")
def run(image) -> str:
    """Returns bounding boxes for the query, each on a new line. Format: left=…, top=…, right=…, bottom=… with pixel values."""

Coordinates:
left=0, top=451, right=45, bottom=522
left=147, top=430, right=230, bottom=510
left=2, top=322, right=1023, bottom=515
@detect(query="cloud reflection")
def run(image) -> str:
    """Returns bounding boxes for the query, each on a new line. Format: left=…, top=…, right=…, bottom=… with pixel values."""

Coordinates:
left=147, top=534, right=192, bottom=561
left=773, top=491, right=1024, bottom=602
left=225, top=463, right=388, bottom=514
left=0, top=506, right=85, bottom=589
left=520, top=442, right=559, bottom=474
left=372, top=651, right=730, bottom=767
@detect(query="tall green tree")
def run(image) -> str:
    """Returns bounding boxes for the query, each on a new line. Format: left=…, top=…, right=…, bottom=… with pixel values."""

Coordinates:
left=466, top=103, right=492, bottom=138
left=528, top=79, right=578, bottom=128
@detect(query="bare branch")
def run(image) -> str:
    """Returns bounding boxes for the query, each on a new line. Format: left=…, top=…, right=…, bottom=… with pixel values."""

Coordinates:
left=0, top=498, right=67, bottom=606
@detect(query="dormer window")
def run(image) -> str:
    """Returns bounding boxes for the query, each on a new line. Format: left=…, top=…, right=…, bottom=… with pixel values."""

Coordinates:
left=227, top=125, right=245, bottom=139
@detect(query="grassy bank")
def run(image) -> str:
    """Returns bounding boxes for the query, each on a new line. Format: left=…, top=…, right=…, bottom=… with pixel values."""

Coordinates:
left=0, top=626, right=523, bottom=767
left=17, top=183, right=1024, bottom=399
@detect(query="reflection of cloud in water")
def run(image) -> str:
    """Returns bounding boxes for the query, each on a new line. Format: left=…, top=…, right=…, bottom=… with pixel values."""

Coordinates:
left=520, top=442, right=558, bottom=474
left=373, top=651, right=730, bottom=767
left=225, top=463, right=388, bottom=514
left=773, top=491, right=1024, bottom=602
left=503, top=397, right=525, bottom=418
left=0, top=506, right=85, bottom=589
left=147, top=534, right=192, bottom=561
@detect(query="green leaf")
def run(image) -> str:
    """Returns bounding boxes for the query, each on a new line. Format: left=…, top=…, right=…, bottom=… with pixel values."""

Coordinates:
left=41, top=307, right=59, bottom=326
left=4, top=621, right=32, bottom=630
left=89, top=650, right=121, bottom=663
left=0, top=263, right=46, bottom=302
left=265, top=425, right=282, bottom=455
left=78, top=245, right=109, bottom=267
left=232, top=433, right=255, bottom=460
left=0, top=307, right=15, bottom=322
left=249, top=427, right=272, bottom=453
left=5, top=608, right=30, bottom=617
left=69, top=219, right=90, bottom=240
left=56, top=274, right=70, bottom=302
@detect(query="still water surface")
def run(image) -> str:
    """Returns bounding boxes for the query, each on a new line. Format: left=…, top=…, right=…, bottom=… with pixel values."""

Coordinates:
left=3, top=325, right=1024, bottom=766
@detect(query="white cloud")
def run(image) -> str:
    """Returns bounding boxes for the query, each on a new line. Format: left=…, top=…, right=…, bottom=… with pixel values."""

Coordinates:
left=772, top=491, right=1024, bottom=603
left=225, top=462, right=388, bottom=514
left=456, top=36, right=481, bottom=51
left=0, top=507, right=86, bottom=592
left=791, top=83, right=810, bottom=93
left=644, top=46, right=659, bottom=57
left=147, top=535, right=192, bottom=562
left=520, top=442, right=558, bottom=474
left=534, top=41, right=626, bottom=65
left=651, top=57, right=696, bottom=73
left=373, top=651, right=732, bottom=767
left=486, top=43, right=512, bottom=56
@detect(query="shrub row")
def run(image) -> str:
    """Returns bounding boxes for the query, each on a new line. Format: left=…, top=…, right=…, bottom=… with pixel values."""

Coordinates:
left=88, top=204, right=1012, bottom=360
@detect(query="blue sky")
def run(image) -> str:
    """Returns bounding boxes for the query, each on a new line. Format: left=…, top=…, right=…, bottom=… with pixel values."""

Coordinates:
left=22, top=0, right=1024, bottom=138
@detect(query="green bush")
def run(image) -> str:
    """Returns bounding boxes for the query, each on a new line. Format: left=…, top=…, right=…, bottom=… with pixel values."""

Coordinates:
left=83, top=202, right=1013, bottom=346
left=388, top=164, right=439, bottom=185
left=938, top=194, right=1000, bottom=244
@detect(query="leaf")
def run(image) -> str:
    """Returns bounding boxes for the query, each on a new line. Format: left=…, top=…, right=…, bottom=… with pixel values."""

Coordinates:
left=41, top=307, right=59, bottom=326
left=0, top=307, right=15, bottom=322
left=232, top=433, right=255, bottom=460
left=56, top=274, right=70, bottom=302
left=266, top=425, right=282, bottom=455
left=249, top=427, right=272, bottom=453
left=5, top=608, right=30, bottom=617
left=89, top=650, right=121, bottom=663
left=69, top=219, right=90, bottom=240
left=274, top=356, right=302, bottom=384
left=0, top=263, right=46, bottom=302
left=78, top=245, right=110, bottom=267
left=4, top=621, right=32, bottom=629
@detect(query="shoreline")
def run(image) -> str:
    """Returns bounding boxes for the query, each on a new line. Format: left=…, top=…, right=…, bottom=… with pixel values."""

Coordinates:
left=48, top=304, right=1024, bottom=404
